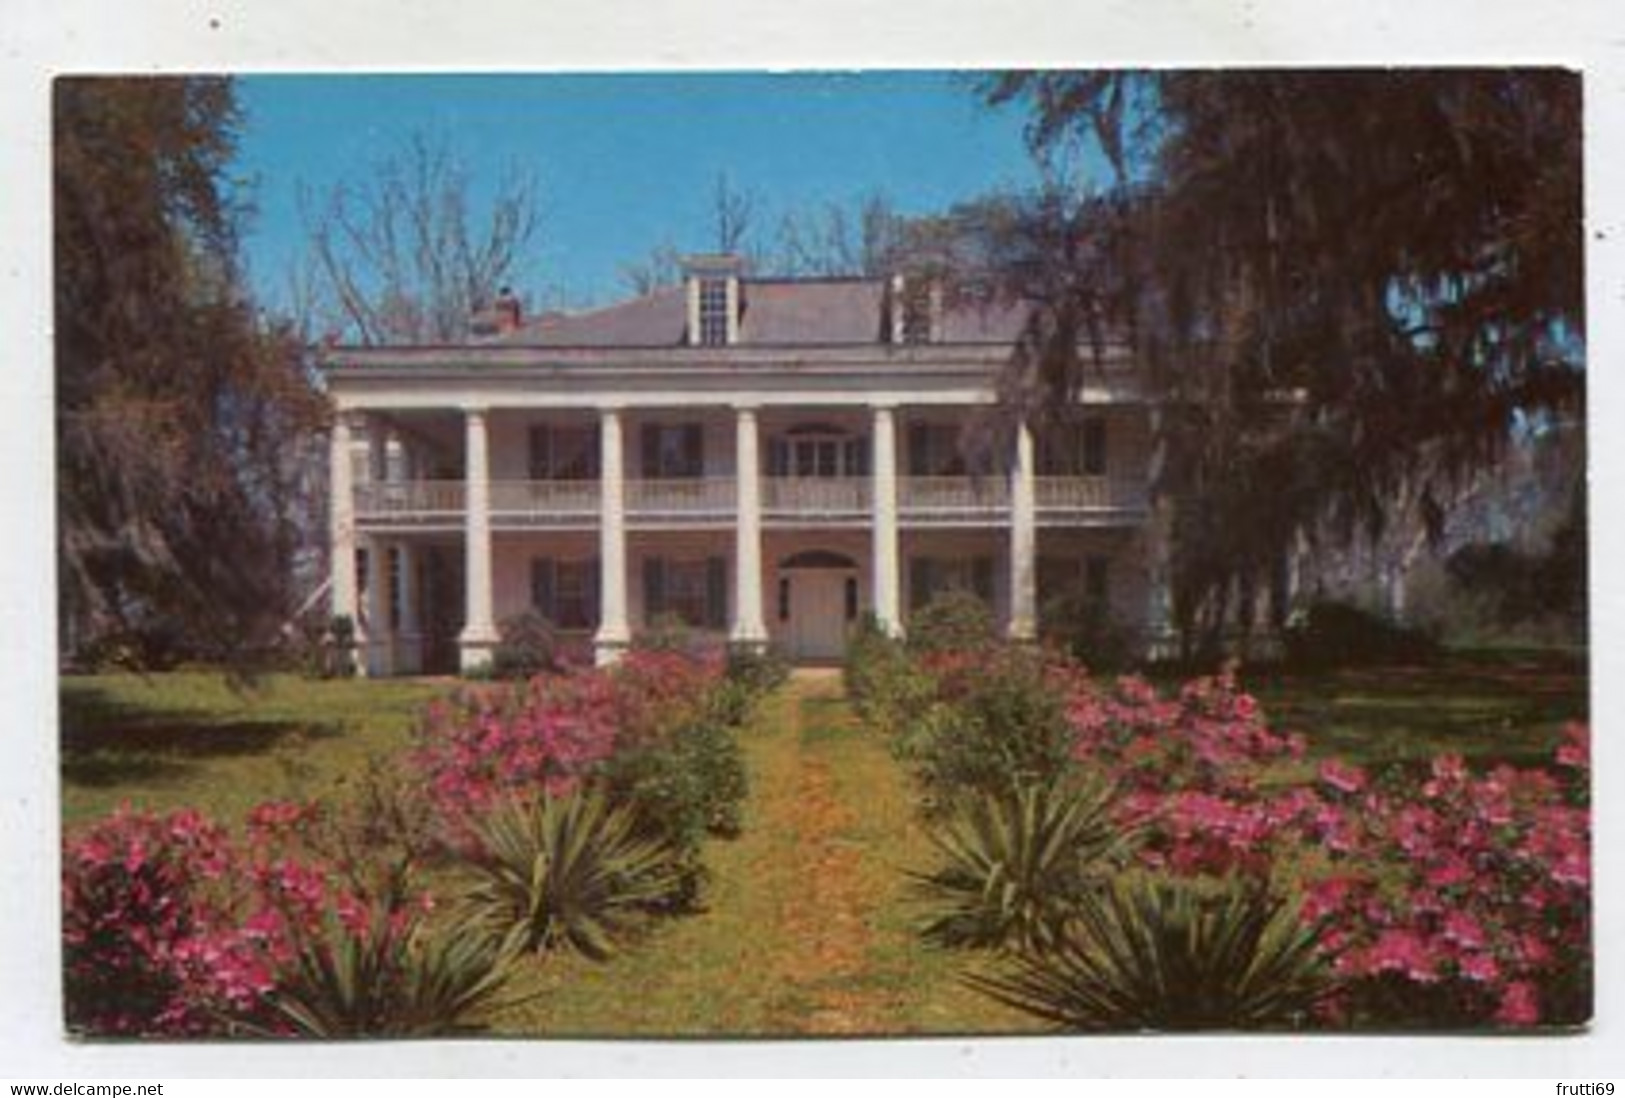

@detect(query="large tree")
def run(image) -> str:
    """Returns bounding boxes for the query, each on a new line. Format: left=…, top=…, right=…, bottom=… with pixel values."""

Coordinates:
left=978, top=70, right=1584, bottom=652
left=298, top=130, right=542, bottom=344
left=55, top=76, right=324, bottom=666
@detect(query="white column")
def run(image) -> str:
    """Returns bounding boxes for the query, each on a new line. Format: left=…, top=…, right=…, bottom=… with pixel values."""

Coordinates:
left=595, top=408, right=631, bottom=664
left=329, top=410, right=362, bottom=675
left=1145, top=404, right=1177, bottom=659
left=1008, top=420, right=1038, bottom=641
left=459, top=407, right=497, bottom=672
left=871, top=404, right=902, bottom=636
left=364, top=537, right=393, bottom=676
left=731, top=406, right=767, bottom=647
left=397, top=542, right=421, bottom=674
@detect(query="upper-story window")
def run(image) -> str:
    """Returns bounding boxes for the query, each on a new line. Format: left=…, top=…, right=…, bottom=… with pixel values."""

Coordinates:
left=900, top=281, right=934, bottom=344
left=1039, top=418, right=1109, bottom=477
left=529, top=424, right=600, bottom=481
left=641, top=423, right=705, bottom=479
left=907, top=422, right=992, bottom=476
left=768, top=425, right=868, bottom=479
left=698, top=277, right=730, bottom=346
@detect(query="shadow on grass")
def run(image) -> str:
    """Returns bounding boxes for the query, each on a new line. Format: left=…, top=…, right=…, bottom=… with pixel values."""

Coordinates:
left=60, top=683, right=342, bottom=786
left=1244, top=649, right=1587, bottom=769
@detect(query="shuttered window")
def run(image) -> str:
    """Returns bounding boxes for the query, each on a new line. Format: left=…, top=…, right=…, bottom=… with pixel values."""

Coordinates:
left=529, top=424, right=600, bottom=481
left=643, top=556, right=727, bottom=629
left=641, top=423, right=705, bottom=479
left=909, top=555, right=995, bottom=610
left=531, top=557, right=600, bottom=629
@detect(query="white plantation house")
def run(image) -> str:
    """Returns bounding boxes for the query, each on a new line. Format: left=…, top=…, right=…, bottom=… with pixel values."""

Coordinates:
left=322, top=256, right=1170, bottom=673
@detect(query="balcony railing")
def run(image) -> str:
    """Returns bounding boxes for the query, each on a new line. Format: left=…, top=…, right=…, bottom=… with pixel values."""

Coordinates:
left=491, top=480, right=600, bottom=522
left=900, top=475, right=1010, bottom=516
left=354, top=480, right=465, bottom=520
left=355, top=474, right=1148, bottom=526
left=763, top=476, right=870, bottom=518
left=625, top=477, right=737, bottom=519
left=1035, top=476, right=1147, bottom=513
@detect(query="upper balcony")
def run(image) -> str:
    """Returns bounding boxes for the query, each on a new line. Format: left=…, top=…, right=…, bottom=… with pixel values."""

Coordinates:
left=353, top=474, right=1149, bottom=530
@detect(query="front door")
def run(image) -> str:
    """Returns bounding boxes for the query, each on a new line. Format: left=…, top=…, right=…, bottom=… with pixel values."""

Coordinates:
left=786, top=569, right=850, bottom=661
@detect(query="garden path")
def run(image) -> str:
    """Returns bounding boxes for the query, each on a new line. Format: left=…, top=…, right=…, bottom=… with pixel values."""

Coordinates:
left=495, top=670, right=1026, bottom=1036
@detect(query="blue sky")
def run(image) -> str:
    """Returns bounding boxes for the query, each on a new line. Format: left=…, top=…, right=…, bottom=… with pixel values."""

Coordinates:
left=233, top=72, right=1053, bottom=311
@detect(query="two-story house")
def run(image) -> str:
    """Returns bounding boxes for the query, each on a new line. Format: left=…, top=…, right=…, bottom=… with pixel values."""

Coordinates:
left=321, top=256, right=1169, bottom=673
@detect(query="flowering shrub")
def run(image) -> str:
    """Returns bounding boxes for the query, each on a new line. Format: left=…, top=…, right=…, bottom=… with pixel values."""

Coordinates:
left=870, top=638, right=1592, bottom=1030
left=61, top=803, right=421, bottom=1037
left=411, top=647, right=747, bottom=901
left=1058, top=668, right=1592, bottom=1028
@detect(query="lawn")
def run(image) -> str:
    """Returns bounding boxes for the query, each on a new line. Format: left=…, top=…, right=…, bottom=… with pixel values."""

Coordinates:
left=59, top=672, right=444, bottom=827
left=57, top=647, right=1587, bottom=1036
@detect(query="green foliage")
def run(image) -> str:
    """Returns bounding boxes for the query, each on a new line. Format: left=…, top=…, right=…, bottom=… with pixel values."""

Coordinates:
left=898, top=647, right=1074, bottom=809
left=915, top=778, right=1131, bottom=953
left=844, top=614, right=937, bottom=740
left=466, top=791, right=684, bottom=960
left=489, top=611, right=561, bottom=681
left=265, top=869, right=520, bottom=1038
left=969, top=877, right=1332, bottom=1031
left=1282, top=599, right=1439, bottom=670
left=906, top=590, right=998, bottom=656
left=1039, top=591, right=1138, bottom=671
left=55, top=77, right=323, bottom=668
left=978, top=72, right=1583, bottom=656
left=725, top=644, right=791, bottom=696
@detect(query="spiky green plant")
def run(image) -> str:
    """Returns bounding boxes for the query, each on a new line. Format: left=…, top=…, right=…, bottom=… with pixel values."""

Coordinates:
left=914, top=778, right=1131, bottom=953
left=968, top=877, right=1332, bottom=1031
left=466, top=790, right=683, bottom=960
left=263, top=881, right=521, bottom=1038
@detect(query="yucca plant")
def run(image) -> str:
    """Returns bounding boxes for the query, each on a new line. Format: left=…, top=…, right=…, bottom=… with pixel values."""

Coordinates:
left=968, top=876, right=1332, bottom=1031
left=466, top=789, right=683, bottom=959
left=914, top=778, right=1131, bottom=954
left=263, top=875, right=522, bottom=1037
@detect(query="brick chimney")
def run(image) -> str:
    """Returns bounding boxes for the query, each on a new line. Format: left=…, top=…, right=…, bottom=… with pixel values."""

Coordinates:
left=494, top=286, right=522, bottom=335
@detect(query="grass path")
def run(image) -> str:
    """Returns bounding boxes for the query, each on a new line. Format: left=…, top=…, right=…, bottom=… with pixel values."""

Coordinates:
left=491, top=670, right=1029, bottom=1037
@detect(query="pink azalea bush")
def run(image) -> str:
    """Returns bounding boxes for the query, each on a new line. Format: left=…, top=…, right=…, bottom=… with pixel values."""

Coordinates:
left=1054, top=666, right=1592, bottom=1028
left=62, top=801, right=415, bottom=1037
left=410, top=648, right=730, bottom=849
left=877, top=642, right=1591, bottom=1029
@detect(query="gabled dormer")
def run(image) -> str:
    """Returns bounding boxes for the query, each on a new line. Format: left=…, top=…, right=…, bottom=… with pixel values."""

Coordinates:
left=683, top=254, right=743, bottom=346
left=887, top=272, right=941, bottom=345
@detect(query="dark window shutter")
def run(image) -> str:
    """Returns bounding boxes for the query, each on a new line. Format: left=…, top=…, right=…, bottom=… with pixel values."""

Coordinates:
left=706, top=556, right=728, bottom=629
left=531, top=557, right=556, bottom=620
left=845, top=576, right=859, bottom=621
left=1083, top=419, right=1108, bottom=476
left=907, top=423, right=929, bottom=476
left=586, top=423, right=602, bottom=479
left=768, top=438, right=788, bottom=477
left=643, top=557, right=666, bottom=620
left=529, top=425, right=551, bottom=480
left=1086, top=555, right=1110, bottom=605
left=778, top=576, right=791, bottom=621
left=685, top=424, right=704, bottom=478
left=641, top=424, right=660, bottom=479
left=586, top=556, right=602, bottom=628
left=909, top=557, right=932, bottom=611
left=972, top=556, right=995, bottom=604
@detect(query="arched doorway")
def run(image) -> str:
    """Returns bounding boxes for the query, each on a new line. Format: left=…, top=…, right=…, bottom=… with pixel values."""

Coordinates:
left=777, top=549, right=859, bottom=662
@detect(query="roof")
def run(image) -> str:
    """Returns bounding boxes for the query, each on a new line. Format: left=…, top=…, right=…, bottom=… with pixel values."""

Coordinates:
left=491, top=276, right=1032, bottom=349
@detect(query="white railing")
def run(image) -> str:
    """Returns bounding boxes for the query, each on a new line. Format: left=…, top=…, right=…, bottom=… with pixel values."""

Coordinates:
left=1036, top=476, right=1147, bottom=512
left=490, top=479, right=600, bottom=519
left=357, top=474, right=1149, bottom=525
left=763, top=477, right=871, bottom=517
left=626, top=477, right=737, bottom=517
left=354, top=480, right=465, bottom=518
left=900, top=475, right=1010, bottom=515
